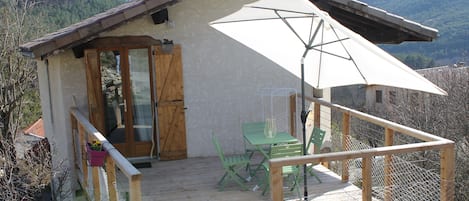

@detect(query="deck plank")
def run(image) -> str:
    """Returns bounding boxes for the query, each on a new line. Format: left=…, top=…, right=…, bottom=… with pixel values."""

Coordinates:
left=117, top=155, right=365, bottom=201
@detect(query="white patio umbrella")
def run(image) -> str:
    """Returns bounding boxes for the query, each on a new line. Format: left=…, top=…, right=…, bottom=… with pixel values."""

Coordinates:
left=209, top=0, right=446, bottom=198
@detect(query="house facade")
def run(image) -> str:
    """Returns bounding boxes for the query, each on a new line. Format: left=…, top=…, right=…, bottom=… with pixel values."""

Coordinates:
left=19, top=0, right=439, bottom=199
left=22, top=0, right=325, bottom=175
left=364, top=65, right=468, bottom=132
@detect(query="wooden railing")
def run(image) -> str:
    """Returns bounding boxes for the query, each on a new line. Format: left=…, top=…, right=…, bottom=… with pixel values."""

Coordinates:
left=70, top=108, right=142, bottom=201
left=271, top=98, right=455, bottom=201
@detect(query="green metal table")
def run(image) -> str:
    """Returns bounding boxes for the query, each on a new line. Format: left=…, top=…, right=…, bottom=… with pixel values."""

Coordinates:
left=243, top=130, right=298, bottom=179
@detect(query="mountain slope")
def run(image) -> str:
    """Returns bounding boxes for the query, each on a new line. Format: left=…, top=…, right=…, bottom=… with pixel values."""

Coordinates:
left=361, top=0, right=469, bottom=66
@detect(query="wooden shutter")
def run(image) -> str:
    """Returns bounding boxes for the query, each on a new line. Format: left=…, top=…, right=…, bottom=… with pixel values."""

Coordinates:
left=84, top=49, right=106, bottom=134
left=154, top=45, right=187, bottom=160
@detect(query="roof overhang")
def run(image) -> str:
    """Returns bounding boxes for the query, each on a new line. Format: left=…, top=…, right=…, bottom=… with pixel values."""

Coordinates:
left=20, top=0, right=179, bottom=59
left=20, top=0, right=438, bottom=59
left=311, top=0, right=438, bottom=44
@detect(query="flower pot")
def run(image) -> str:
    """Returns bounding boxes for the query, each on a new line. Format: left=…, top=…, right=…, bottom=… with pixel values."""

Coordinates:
left=86, top=144, right=106, bottom=166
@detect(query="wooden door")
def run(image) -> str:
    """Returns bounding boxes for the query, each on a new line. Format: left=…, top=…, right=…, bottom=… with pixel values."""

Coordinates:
left=84, top=49, right=106, bottom=134
left=85, top=48, right=155, bottom=157
left=154, top=45, right=187, bottom=160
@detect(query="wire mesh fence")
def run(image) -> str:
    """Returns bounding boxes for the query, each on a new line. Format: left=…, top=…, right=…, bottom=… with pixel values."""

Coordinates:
left=319, top=109, right=444, bottom=201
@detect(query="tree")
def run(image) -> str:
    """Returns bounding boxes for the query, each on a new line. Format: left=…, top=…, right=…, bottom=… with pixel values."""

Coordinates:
left=395, top=53, right=436, bottom=69
left=1, top=0, right=127, bottom=200
left=1, top=0, right=42, bottom=158
left=365, top=66, right=469, bottom=200
left=0, top=0, right=47, bottom=199
left=0, top=0, right=44, bottom=132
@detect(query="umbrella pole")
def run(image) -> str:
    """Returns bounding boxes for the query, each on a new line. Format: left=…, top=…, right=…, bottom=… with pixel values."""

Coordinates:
left=300, top=58, right=308, bottom=200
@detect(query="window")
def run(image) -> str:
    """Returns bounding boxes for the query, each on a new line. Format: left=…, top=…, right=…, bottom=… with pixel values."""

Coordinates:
left=375, top=90, right=383, bottom=103
left=410, top=93, right=419, bottom=106
left=389, top=91, right=396, bottom=105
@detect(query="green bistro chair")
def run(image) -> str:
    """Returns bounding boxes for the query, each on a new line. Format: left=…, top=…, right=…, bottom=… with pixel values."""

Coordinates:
left=306, top=127, right=326, bottom=183
left=242, top=122, right=266, bottom=154
left=261, top=143, right=303, bottom=196
left=242, top=122, right=267, bottom=173
left=211, top=133, right=251, bottom=191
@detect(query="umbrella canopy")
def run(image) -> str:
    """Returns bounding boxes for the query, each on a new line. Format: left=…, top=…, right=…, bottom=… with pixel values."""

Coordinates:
left=210, top=0, right=446, bottom=199
left=209, top=0, right=447, bottom=95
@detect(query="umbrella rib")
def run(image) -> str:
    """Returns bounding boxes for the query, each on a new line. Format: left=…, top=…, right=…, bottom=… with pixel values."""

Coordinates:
left=274, top=10, right=308, bottom=47
left=330, top=26, right=369, bottom=83
left=310, top=37, right=349, bottom=49
left=303, top=19, right=324, bottom=58
left=317, top=24, right=325, bottom=88
left=209, top=16, right=315, bottom=25
left=248, top=6, right=318, bottom=16
left=308, top=14, right=315, bottom=48
left=311, top=48, right=351, bottom=60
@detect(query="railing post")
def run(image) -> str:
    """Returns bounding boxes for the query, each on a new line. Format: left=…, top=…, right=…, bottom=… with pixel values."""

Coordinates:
left=440, top=144, right=455, bottom=201
left=71, top=113, right=78, bottom=167
left=384, top=128, right=394, bottom=201
left=78, top=124, right=89, bottom=187
left=70, top=109, right=142, bottom=200
left=362, top=157, right=372, bottom=201
left=92, top=166, right=101, bottom=201
left=105, top=157, right=118, bottom=201
left=290, top=94, right=297, bottom=137
left=313, top=102, right=321, bottom=127
left=130, top=175, right=143, bottom=201
left=314, top=103, right=328, bottom=167
left=270, top=165, right=283, bottom=201
left=342, top=113, right=350, bottom=182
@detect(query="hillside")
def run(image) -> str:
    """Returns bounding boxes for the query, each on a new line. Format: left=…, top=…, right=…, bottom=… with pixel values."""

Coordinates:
left=40, top=0, right=127, bottom=31
left=361, top=0, right=469, bottom=66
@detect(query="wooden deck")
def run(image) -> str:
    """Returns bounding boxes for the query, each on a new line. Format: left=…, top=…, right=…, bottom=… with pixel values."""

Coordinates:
left=116, top=155, right=365, bottom=201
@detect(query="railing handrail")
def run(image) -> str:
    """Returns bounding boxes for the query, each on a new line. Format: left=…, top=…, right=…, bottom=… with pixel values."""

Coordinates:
left=270, top=140, right=452, bottom=168
left=313, top=98, right=450, bottom=142
left=70, top=108, right=142, bottom=201
left=271, top=97, right=455, bottom=201
left=70, top=108, right=141, bottom=178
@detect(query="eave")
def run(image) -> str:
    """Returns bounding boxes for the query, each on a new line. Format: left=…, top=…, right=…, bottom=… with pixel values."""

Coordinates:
left=19, top=0, right=179, bottom=59
left=311, top=0, right=438, bottom=44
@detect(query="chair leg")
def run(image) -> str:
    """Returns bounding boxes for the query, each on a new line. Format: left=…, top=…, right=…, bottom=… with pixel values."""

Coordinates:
left=261, top=170, right=269, bottom=195
left=252, top=156, right=267, bottom=177
left=218, top=170, right=247, bottom=191
left=308, top=165, right=322, bottom=183
left=291, top=174, right=302, bottom=199
left=218, top=172, right=229, bottom=191
left=233, top=168, right=247, bottom=181
left=218, top=172, right=228, bottom=186
left=245, top=151, right=254, bottom=172
left=227, top=169, right=248, bottom=191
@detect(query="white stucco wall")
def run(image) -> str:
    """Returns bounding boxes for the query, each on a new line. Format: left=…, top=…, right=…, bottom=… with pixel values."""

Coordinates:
left=37, top=50, right=88, bottom=198
left=101, top=0, right=316, bottom=156
left=38, top=0, right=332, bottom=167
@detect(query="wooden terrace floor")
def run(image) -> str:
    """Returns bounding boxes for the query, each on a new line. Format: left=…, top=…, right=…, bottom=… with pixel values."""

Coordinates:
left=117, top=155, right=365, bottom=201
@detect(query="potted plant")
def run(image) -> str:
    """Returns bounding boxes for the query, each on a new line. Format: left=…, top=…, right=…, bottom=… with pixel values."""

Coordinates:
left=86, top=140, right=106, bottom=166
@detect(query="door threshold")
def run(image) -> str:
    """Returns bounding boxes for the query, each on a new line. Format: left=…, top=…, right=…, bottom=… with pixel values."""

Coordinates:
left=127, top=156, right=155, bottom=168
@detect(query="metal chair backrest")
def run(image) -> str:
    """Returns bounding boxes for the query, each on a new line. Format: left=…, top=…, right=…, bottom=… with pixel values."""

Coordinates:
left=242, top=122, right=265, bottom=135
left=211, top=133, right=226, bottom=162
left=306, top=127, right=326, bottom=154
left=269, top=143, right=303, bottom=159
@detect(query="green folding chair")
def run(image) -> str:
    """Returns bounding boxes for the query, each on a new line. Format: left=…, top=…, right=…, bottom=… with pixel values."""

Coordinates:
left=242, top=122, right=266, bottom=156
left=242, top=122, right=267, bottom=173
left=261, top=143, right=303, bottom=196
left=306, top=127, right=326, bottom=183
left=212, top=133, right=251, bottom=191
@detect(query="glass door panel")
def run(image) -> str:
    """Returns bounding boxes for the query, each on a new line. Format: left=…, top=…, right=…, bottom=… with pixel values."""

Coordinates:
left=100, top=50, right=126, bottom=144
left=128, top=49, right=153, bottom=143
